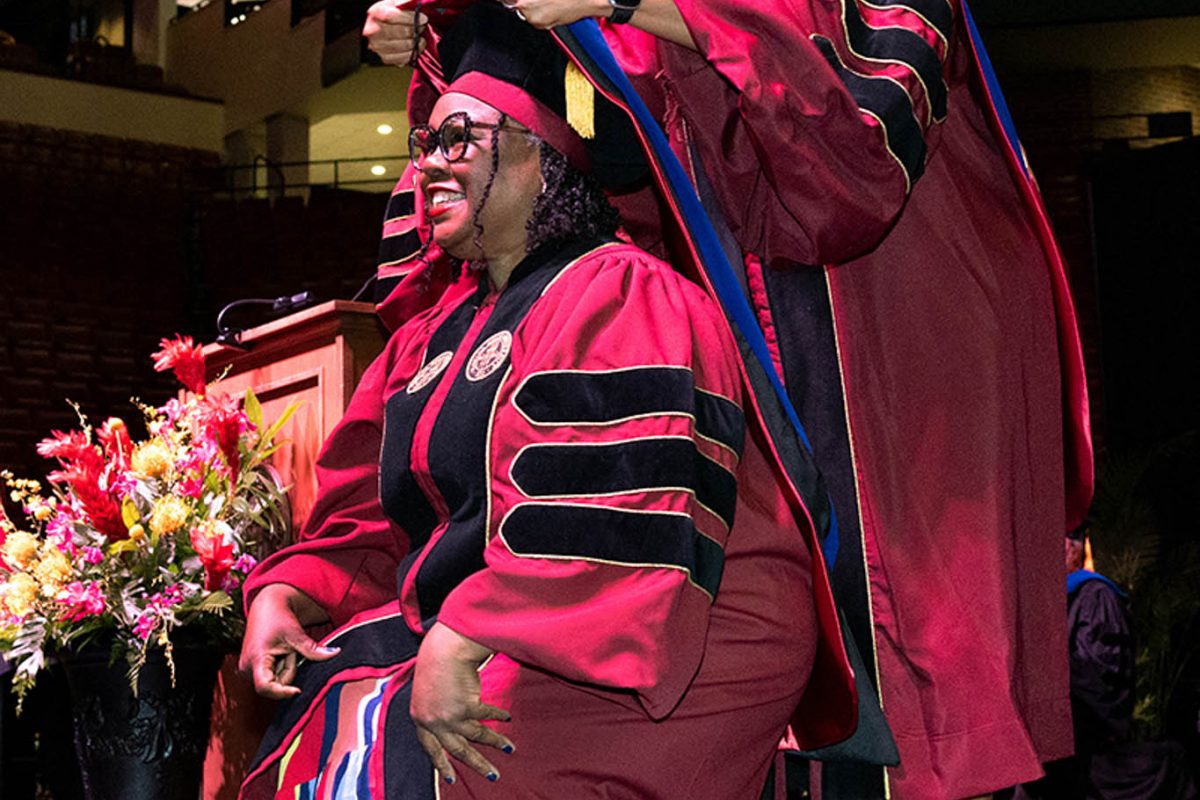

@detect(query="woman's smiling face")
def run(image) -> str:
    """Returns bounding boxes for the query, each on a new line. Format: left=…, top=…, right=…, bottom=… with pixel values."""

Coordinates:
left=417, top=93, right=543, bottom=276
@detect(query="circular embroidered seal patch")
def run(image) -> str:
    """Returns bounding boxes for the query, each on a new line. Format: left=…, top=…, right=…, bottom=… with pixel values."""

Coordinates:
left=466, top=331, right=512, bottom=382
left=406, top=350, right=453, bottom=394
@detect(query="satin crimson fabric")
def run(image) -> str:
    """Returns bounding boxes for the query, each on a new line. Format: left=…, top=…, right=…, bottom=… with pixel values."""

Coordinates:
left=244, top=241, right=837, bottom=797
left=645, top=4, right=1089, bottom=795
left=374, top=1, right=1092, bottom=796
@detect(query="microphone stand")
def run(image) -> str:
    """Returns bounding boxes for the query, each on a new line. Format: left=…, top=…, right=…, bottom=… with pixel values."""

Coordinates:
left=214, top=292, right=315, bottom=350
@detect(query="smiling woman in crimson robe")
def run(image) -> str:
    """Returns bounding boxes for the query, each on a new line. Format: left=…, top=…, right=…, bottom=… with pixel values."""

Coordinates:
left=235, top=5, right=855, bottom=798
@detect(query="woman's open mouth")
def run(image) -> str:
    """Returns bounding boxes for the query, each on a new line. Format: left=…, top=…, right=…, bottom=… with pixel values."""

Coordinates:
left=428, top=190, right=466, bottom=219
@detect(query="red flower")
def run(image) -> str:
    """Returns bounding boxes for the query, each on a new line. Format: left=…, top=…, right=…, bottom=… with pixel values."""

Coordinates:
left=97, top=417, right=133, bottom=472
left=189, top=524, right=235, bottom=592
left=152, top=335, right=207, bottom=396
left=58, top=466, right=127, bottom=541
left=36, top=430, right=93, bottom=461
left=38, top=432, right=127, bottom=542
left=195, top=393, right=252, bottom=484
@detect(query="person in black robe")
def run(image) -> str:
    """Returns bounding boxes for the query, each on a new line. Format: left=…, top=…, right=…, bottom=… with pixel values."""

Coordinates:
left=1016, top=530, right=1196, bottom=800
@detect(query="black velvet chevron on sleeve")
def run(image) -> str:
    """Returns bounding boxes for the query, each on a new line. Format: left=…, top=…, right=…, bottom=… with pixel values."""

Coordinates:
left=501, top=504, right=725, bottom=597
left=506, top=366, right=745, bottom=596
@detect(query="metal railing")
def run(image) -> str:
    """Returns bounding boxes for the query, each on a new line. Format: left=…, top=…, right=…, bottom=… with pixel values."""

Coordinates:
left=215, top=154, right=411, bottom=196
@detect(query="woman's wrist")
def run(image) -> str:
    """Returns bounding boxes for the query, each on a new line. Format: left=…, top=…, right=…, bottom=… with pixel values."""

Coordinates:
left=425, top=622, right=494, bottom=666
left=256, top=582, right=330, bottom=627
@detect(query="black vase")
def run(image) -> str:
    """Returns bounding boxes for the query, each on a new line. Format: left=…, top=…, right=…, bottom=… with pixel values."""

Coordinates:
left=62, top=644, right=223, bottom=800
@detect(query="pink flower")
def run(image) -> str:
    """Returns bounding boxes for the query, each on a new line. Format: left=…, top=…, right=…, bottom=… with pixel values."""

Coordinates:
left=46, top=532, right=78, bottom=558
left=176, top=436, right=229, bottom=483
left=110, top=470, right=140, bottom=498
left=131, top=586, right=185, bottom=640
left=45, top=511, right=77, bottom=540
left=58, top=581, right=106, bottom=622
left=222, top=554, right=258, bottom=593
left=158, top=398, right=187, bottom=426
left=233, top=553, right=258, bottom=574
left=152, top=335, right=207, bottom=396
left=82, top=546, right=104, bottom=564
left=173, top=446, right=216, bottom=496
left=133, top=610, right=158, bottom=640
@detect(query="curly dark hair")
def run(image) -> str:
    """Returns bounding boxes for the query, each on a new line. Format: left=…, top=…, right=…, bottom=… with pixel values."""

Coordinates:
left=462, top=134, right=621, bottom=272
left=526, top=140, right=621, bottom=250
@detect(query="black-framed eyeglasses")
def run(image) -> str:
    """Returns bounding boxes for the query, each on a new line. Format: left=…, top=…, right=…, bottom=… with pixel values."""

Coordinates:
left=408, top=112, right=524, bottom=170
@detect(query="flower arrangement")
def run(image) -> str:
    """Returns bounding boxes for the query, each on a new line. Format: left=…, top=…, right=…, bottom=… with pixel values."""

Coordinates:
left=0, top=335, right=294, bottom=705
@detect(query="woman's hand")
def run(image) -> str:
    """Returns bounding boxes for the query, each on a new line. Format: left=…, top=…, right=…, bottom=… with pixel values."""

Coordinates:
left=410, top=622, right=514, bottom=784
left=238, top=583, right=339, bottom=699
left=362, top=0, right=697, bottom=63
left=363, top=0, right=429, bottom=66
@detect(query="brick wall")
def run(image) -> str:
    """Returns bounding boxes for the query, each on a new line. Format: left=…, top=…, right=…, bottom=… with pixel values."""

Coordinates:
left=0, top=122, right=387, bottom=487
left=1093, top=66, right=1200, bottom=142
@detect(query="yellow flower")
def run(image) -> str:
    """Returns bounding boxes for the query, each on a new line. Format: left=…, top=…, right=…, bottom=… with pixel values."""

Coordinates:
left=131, top=441, right=172, bottom=479
left=33, top=547, right=73, bottom=590
left=128, top=523, right=146, bottom=542
left=1, top=573, right=38, bottom=618
left=149, top=496, right=190, bottom=537
left=32, top=505, right=52, bottom=522
left=2, top=532, right=39, bottom=569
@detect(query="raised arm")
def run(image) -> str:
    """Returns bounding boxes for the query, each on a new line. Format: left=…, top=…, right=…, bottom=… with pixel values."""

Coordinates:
left=656, top=0, right=956, bottom=264
left=363, top=0, right=695, bottom=61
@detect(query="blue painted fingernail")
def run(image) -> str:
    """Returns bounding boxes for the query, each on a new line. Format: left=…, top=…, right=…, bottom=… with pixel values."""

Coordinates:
left=501, top=744, right=514, bottom=754
left=487, top=772, right=499, bottom=782
left=444, top=774, right=455, bottom=785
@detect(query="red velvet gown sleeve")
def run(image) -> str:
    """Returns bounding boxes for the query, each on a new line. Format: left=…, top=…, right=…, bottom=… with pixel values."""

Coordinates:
left=243, top=318, right=433, bottom=629
left=649, top=0, right=954, bottom=265
left=437, top=246, right=746, bottom=719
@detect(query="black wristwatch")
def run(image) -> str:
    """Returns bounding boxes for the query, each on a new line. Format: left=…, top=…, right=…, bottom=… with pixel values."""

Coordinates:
left=607, top=0, right=640, bottom=24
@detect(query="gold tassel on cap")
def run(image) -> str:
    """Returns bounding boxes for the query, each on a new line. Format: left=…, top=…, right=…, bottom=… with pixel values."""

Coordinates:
left=564, top=61, right=596, bottom=140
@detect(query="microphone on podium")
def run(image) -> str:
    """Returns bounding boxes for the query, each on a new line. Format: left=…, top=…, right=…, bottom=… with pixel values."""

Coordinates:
left=214, top=291, right=315, bottom=349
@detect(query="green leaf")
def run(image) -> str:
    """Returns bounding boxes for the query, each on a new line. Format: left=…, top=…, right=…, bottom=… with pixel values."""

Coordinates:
left=121, top=498, right=141, bottom=529
left=253, top=443, right=282, bottom=464
left=244, top=388, right=263, bottom=433
left=194, top=591, right=233, bottom=613
left=261, top=401, right=303, bottom=447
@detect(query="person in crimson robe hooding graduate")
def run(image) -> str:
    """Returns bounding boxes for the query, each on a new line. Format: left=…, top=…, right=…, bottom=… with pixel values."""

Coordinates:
left=362, top=0, right=1095, bottom=796
left=237, top=5, right=863, bottom=798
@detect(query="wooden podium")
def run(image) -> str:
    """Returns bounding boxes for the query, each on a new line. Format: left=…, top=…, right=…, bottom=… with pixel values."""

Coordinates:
left=199, top=300, right=387, bottom=800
